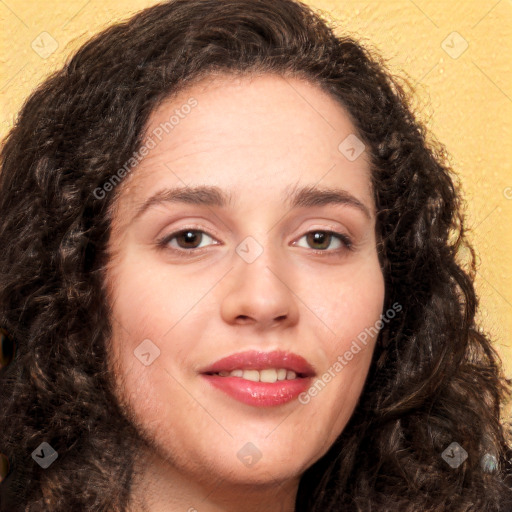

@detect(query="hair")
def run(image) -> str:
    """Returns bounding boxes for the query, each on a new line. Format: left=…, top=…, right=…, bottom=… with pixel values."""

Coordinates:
left=0, top=0, right=511, bottom=510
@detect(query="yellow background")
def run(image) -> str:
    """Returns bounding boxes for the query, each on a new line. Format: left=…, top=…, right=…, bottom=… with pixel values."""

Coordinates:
left=1, top=0, right=511, bottom=418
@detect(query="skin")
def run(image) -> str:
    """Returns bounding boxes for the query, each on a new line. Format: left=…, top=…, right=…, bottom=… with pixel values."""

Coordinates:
left=104, top=73, right=385, bottom=512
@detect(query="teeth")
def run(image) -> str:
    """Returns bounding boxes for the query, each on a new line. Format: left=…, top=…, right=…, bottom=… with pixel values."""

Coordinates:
left=260, top=369, right=277, bottom=383
left=243, top=370, right=260, bottom=382
left=214, top=368, right=301, bottom=381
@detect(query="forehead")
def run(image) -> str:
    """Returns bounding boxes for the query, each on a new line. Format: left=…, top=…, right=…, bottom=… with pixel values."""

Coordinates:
left=112, top=73, right=373, bottom=219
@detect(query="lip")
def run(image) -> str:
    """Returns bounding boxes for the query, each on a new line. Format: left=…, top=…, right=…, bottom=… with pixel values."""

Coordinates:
left=199, top=350, right=316, bottom=407
left=199, top=349, right=316, bottom=377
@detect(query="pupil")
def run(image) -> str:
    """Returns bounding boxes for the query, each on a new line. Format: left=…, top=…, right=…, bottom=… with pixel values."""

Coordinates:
left=179, top=230, right=201, bottom=248
left=308, top=231, right=329, bottom=250
left=176, top=231, right=332, bottom=250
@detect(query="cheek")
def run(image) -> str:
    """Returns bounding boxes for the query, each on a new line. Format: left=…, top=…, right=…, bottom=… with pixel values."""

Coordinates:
left=105, top=258, right=215, bottom=419
left=303, top=253, right=385, bottom=348
left=108, top=250, right=222, bottom=333
left=107, top=255, right=205, bottom=357
left=296, top=256, right=385, bottom=436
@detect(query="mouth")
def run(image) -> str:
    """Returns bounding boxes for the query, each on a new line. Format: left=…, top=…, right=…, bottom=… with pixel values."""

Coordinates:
left=199, top=350, right=315, bottom=407
left=203, top=368, right=309, bottom=381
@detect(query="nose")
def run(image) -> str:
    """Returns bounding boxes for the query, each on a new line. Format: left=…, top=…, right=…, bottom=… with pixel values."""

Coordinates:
left=220, top=244, right=299, bottom=331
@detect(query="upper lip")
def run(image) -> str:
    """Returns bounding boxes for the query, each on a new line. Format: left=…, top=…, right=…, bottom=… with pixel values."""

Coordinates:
left=199, top=350, right=316, bottom=377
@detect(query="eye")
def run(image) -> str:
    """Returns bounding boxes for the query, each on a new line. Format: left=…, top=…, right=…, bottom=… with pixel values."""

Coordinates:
left=156, top=228, right=353, bottom=257
left=157, top=229, right=218, bottom=251
left=294, top=230, right=353, bottom=253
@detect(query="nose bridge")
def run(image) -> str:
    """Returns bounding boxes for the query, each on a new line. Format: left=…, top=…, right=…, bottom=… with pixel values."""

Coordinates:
left=219, top=231, right=299, bottom=328
left=235, top=232, right=286, bottom=296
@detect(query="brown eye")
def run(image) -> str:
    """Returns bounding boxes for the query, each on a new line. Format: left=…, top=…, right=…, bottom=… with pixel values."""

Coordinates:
left=306, top=231, right=332, bottom=250
left=158, top=229, right=217, bottom=251
left=296, top=230, right=352, bottom=252
left=175, top=230, right=204, bottom=249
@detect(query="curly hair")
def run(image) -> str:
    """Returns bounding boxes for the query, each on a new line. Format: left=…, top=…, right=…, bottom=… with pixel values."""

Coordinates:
left=0, top=0, right=511, bottom=510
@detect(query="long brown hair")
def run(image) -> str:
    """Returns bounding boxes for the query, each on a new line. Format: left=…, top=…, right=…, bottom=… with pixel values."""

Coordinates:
left=1, top=0, right=511, bottom=510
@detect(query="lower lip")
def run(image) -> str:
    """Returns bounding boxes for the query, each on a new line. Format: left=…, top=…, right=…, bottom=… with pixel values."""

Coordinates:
left=201, top=374, right=313, bottom=407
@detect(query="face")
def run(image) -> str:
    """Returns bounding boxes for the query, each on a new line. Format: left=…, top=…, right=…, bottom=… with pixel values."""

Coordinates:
left=104, top=73, right=385, bottom=490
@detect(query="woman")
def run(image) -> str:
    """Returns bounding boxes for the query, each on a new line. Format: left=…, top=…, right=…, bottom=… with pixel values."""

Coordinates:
left=0, top=0, right=511, bottom=510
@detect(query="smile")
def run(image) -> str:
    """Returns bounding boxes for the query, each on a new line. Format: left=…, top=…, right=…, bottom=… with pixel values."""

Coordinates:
left=199, top=350, right=315, bottom=407
left=210, top=368, right=302, bottom=382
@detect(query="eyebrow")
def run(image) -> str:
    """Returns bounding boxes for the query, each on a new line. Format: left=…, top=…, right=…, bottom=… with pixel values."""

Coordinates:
left=130, top=183, right=372, bottom=223
left=284, top=183, right=371, bottom=219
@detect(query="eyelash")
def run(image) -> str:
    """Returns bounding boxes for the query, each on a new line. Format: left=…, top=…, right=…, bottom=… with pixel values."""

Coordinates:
left=155, top=227, right=354, bottom=258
